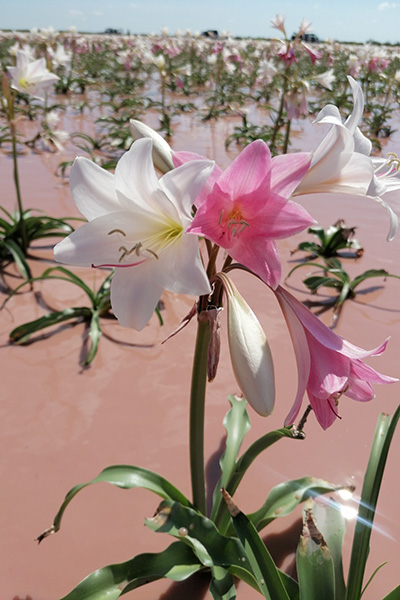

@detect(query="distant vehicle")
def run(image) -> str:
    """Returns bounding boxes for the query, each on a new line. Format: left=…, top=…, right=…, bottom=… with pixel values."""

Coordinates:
left=291, top=32, right=320, bottom=43
left=201, top=30, right=219, bottom=39
left=104, top=28, right=122, bottom=34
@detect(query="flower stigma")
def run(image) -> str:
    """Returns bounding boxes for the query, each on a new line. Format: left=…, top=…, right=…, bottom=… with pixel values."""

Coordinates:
left=218, top=208, right=249, bottom=241
left=92, top=220, right=183, bottom=269
left=376, top=152, right=400, bottom=177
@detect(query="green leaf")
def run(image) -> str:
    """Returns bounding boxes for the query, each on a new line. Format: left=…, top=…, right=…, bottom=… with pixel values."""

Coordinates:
left=210, top=395, right=251, bottom=522
left=286, top=262, right=329, bottom=280
left=225, top=494, right=292, bottom=600
left=307, top=225, right=326, bottom=244
left=37, top=466, right=192, bottom=542
left=41, top=266, right=97, bottom=304
left=303, top=276, right=343, bottom=293
left=346, top=405, right=400, bottom=600
left=361, top=562, right=388, bottom=597
left=82, top=311, right=102, bottom=366
left=215, top=428, right=299, bottom=532
left=381, top=584, right=400, bottom=600
left=59, top=541, right=202, bottom=600
left=9, top=307, right=92, bottom=343
left=297, top=507, right=335, bottom=600
left=310, top=499, right=346, bottom=600
left=3, top=237, right=32, bottom=280
left=350, top=269, right=400, bottom=292
left=210, top=566, right=237, bottom=600
left=145, top=499, right=261, bottom=593
left=248, top=477, right=340, bottom=532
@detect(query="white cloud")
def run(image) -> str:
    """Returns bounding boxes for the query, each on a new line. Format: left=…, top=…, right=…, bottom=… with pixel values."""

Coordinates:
left=377, top=1, right=397, bottom=10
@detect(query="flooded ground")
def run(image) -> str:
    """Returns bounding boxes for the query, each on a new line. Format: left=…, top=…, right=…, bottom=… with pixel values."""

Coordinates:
left=1, top=100, right=400, bottom=600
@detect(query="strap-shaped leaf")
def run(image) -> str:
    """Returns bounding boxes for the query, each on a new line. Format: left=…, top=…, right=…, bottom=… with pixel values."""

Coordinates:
left=3, top=237, right=32, bottom=280
left=349, top=269, right=400, bottom=292
left=307, top=499, right=346, bottom=600
left=10, top=307, right=92, bottom=343
left=145, top=499, right=261, bottom=592
left=209, top=566, right=237, bottom=600
left=381, top=584, right=400, bottom=600
left=37, top=466, right=192, bottom=542
left=224, top=492, right=292, bottom=600
left=210, top=394, right=251, bottom=522
left=248, top=477, right=340, bottom=532
left=82, top=311, right=102, bottom=366
left=297, top=507, right=335, bottom=600
left=59, top=541, right=202, bottom=600
left=346, top=406, right=400, bottom=600
left=216, top=428, right=298, bottom=532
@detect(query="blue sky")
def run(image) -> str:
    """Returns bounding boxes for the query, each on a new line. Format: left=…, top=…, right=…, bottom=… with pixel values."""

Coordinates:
left=1, top=0, right=400, bottom=43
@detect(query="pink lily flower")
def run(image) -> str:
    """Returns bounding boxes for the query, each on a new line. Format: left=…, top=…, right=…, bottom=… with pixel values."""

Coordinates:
left=274, top=285, right=397, bottom=429
left=183, top=140, right=313, bottom=288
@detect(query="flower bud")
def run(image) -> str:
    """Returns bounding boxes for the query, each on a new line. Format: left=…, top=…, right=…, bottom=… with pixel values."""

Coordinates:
left=220, top=273, right=275, bottom=416
left=129, top=119, right=174, bottom=173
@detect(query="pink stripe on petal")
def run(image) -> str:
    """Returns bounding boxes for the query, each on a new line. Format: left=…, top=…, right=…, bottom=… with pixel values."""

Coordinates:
left=92, top=259, right=147, bottom=269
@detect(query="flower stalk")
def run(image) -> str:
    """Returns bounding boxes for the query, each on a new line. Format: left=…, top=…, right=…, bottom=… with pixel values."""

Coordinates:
left=189, top=313, right=211, bottom=514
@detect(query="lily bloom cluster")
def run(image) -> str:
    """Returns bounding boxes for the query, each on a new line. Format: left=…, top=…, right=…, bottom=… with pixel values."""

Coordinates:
left=54, top=81, right=398, bottom=429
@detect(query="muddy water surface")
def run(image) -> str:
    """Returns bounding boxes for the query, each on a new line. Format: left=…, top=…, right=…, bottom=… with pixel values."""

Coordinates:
left=1, top=104, right=400, bottom=600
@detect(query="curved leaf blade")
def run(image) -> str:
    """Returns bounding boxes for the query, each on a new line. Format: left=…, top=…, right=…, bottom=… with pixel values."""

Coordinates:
left=59, top=541, right=201, bottom=600
left=37, top=465, right=192, bottom=542
left=211, top=395, right=251, bottom=522
left=248, top=476, right=339, bottom=532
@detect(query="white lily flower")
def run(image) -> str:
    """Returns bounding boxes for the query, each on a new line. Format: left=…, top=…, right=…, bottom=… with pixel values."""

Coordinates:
left=7, top=50, right=59, bottom=100
left=219, top=273, right=275, bottom=417
left=293, top=76, right=399, bottom=240
left=129, top=119, right=174, bottom=173
left=313, top=68, right=335, bottom=90
left=54, top=138, right=214, bottom=330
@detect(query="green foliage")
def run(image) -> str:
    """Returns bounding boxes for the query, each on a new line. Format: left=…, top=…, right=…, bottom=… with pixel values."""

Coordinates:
left=0, top=207, right=77, bottom=280
left=291, top=221, right=363, bottom=260
left=287, top=256, right=400, bottom=324
left=6, top=266, right=112, bottom=365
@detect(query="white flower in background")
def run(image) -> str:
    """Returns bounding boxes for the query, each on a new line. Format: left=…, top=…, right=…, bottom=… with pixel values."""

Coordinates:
left=314, top=68, right=335, bottom=90
left=154, top=54, right=166, bottom=70
left=7, top=50, right=59, bottom=100
left=43, top=110, right=69, bottom=151
left=45, top=110, right=60, bottom=128
left=257, top=59, right=277, bottom=83
left=49, top=43, right=72, bottom=68
left=54, top=138, right=214, bottom=330
left=292, top=76, right=399, bottom=240
left=218, top=273, right=275, bottom=417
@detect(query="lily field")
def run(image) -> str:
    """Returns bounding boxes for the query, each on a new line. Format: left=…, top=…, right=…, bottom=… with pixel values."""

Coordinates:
left=1, top=22, right=400, bottom=600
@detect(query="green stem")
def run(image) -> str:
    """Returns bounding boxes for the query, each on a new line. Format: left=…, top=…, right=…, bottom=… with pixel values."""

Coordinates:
left=283, top=118, right=291, bottom=154
left=11, top=125, right=27, bottom=251
left=270, top=71, right=289, bottom=151
left=189, top=315, right=211, bottom=514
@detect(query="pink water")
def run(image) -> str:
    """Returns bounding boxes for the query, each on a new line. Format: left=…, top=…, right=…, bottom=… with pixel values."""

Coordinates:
left=1, top=104, right=400, bottom=600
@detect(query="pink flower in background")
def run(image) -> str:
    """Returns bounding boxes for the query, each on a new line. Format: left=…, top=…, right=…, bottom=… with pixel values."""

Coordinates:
left=186, top=140, right=313, bottom=288
left=274, top=286, right=397, bottom=429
